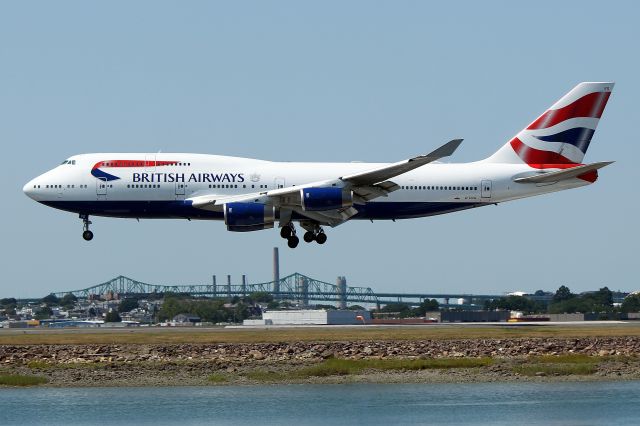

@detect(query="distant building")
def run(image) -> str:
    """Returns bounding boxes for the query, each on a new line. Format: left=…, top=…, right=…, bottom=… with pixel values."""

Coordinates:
left=246, top=309, right=371, bottom=326
left=172, top=314, right=201, bottom=324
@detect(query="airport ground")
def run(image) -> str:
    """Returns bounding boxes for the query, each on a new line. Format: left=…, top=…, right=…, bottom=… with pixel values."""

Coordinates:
left=1, top=322, right=640, bottom=387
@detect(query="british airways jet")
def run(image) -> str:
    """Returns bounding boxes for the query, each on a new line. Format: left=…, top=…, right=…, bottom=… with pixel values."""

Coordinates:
left=24, top=82, right=614, bottom=248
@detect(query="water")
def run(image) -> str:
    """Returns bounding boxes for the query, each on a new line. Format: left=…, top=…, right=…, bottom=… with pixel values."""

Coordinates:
left=1, top=381, right=639, bottom=425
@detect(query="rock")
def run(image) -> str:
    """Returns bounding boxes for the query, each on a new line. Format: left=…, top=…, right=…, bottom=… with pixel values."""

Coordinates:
left=316, top=349, right=331, bottom=359
left=249, top=350, right=264, bottom=360
left=535, top=371, right=546, bottom=377
left=363, top=347, right=373, bottom=355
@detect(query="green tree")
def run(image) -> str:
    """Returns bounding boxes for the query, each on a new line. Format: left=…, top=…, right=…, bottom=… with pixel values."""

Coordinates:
left=35, top=306, right=53, bottom=320
left=60, top=293, right=78, bottom=309
left=377, top=302, right=413, bottom=318
left=118, top=298, right=139, bottom=313
left=347, top=305, right=366, bottom=311
left=485, top=296, right=541, bottom=313
left=314, top=304, right=336, bottom=310
left=553, top=285, right=574, bottom=303
left=105, top=311, right=122, bottom=322
left=266, top=301, right=280, bottom=310
left=413, top=299, right=440, bottom=316
left=0, top=298, right=17, bottom=306
left=41, top=294, right=59, bottom=306
left=621, top=294, right=640, bottom=313
left=590, top=287, right=613, bottom=308
left=249, top=292, right=273, bottom=303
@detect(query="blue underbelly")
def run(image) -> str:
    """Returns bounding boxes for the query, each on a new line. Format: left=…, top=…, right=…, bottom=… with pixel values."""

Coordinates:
left=40, top=200, right=484, bottom=220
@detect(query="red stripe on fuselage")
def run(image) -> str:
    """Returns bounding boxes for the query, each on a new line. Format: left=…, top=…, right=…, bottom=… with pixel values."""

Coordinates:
left=527, top=91, right=610, bottom=130
left=92, top=160, right=179, bottom=170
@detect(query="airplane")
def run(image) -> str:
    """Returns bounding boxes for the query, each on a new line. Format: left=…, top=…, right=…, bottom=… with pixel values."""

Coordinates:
left=23, top=82, right=614, bottom=248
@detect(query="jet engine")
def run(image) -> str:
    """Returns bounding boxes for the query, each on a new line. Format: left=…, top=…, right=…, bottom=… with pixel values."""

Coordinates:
left=300, top=187, right=353, bottom=212
left=224, top=202, right=275, bottom=232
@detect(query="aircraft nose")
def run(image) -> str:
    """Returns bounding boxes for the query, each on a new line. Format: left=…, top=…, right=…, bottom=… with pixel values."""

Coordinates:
left=23, top=179, right=36, bottom=199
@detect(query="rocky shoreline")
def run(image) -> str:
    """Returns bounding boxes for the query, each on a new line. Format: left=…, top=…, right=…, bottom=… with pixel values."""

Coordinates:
left=2, top=337, right=640, bottom=386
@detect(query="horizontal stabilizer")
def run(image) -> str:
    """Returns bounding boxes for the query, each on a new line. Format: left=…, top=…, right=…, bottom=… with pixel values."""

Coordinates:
left=513, top=161, right=614, bottom=184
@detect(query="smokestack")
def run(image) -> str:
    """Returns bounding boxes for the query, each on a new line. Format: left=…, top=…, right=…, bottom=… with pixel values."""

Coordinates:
left=212, top=275, right=217, bottom=298
left=242, top=274, right=247, bottom=296
left=273, top=247, right=280, bottom=298
left=227, top=274, right=232, bottom=299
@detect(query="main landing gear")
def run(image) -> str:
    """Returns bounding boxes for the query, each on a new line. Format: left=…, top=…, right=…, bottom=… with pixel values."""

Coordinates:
left=280, top=223, right=299, bottom=248
left=303, top=228, right=327, bottom=245
left=80, top=214, right=93, bottom=241
left=281, top=223, right=327, bottom=248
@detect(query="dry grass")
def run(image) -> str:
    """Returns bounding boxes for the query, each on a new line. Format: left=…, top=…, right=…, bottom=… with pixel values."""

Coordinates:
left=1, top=324, right=639, bottom=345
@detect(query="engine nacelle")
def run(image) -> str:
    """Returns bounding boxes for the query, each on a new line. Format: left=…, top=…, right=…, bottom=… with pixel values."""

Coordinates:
left=224, top=202, right=275, bottom=232
left=300, top=187, right=353, bottom=212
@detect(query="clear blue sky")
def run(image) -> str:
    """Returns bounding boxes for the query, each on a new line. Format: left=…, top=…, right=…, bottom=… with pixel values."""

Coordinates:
left=1, top=1, right=638, bottom=298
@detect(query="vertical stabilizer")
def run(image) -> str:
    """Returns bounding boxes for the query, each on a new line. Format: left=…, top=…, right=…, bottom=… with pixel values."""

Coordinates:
left=486, top=82, right=614, bottom=168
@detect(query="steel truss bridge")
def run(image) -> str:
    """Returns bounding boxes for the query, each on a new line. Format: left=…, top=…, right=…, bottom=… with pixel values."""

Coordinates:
left=51, top=273, right=512, bottom=308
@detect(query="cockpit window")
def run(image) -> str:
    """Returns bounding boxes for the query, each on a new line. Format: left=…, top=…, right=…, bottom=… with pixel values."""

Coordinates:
left=60, top=160, right=76, bottom=165
left=61, top=160, right=68, bottom=165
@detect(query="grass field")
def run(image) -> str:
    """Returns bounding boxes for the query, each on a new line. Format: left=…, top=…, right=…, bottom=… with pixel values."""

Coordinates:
left=0, top=374, right=48, bottom=386
left=1, top=324, right=639, bottom=345
left=243, top=357, right=495, bottom=382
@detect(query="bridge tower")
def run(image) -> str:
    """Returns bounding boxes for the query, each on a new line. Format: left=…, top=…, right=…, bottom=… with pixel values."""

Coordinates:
left=296, top=275, right=309, bottom=307
left=273, top=247, right=280, bottom=299
left=337, top=276, right=347, bottom=309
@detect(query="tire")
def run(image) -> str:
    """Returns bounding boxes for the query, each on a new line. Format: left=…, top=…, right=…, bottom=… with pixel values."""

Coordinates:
left=315, top=232, right=327, bottom=244
left=303, top=231, right=315, bottom=243
left=280, top=226, right=292, bottom=239
left=82, top=230, right=94, bottom=241
left=287, top=235, right=299, bottom=248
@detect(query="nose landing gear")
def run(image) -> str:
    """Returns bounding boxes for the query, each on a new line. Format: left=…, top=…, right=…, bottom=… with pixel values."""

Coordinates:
left=80, top=214, right=93, bottom=241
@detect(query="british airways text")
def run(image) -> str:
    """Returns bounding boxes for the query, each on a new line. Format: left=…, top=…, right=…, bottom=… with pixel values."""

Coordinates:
left=132, top=172, right=245, bottom=183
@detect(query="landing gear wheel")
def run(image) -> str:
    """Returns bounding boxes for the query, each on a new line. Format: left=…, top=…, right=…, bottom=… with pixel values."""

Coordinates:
left=287, top=235, right=300, bottom=248
left=303, top=231, right=316, bottom=243
left=280, top=226, right=292, bottom=239
left=80, top=214, right=93, bottom=241
left=315, top=232, right=327, bottom=245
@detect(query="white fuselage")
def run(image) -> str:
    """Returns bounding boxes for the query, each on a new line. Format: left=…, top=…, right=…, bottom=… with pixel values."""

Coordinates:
left=23, top=153, right=590, bottom=221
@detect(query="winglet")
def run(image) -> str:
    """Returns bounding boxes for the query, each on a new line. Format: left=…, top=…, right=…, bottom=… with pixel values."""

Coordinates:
left=422, top=138, right=463, bottom=160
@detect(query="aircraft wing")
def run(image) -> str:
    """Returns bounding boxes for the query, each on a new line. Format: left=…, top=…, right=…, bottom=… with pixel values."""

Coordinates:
left=340, top=138, right=463, bottom=186
left=189, top=139, right=462, bottom=226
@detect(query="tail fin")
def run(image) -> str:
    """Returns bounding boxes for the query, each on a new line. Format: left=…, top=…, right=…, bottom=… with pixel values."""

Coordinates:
left=486, top=82, right=614, bottom=168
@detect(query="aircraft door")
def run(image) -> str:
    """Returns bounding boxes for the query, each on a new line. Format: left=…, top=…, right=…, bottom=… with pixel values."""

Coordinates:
left=274, top=177, right=285, bottom=189
left=96, top=178, right=107, bottom=197
left=481, top=180, right=492, bottom=198
left=175, top=181, right=186, bottom=199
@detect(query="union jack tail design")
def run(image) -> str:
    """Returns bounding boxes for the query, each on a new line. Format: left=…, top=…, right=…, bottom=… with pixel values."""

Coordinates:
left=487, top=82, right=614, bottom=169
